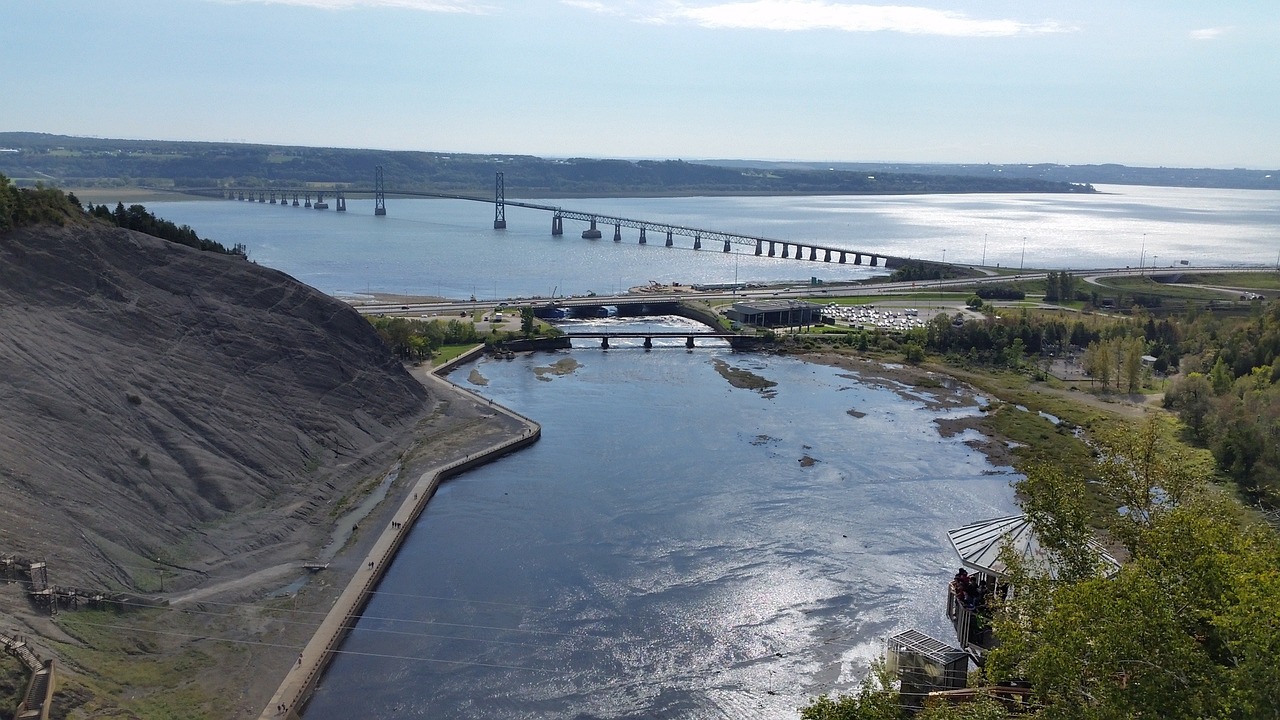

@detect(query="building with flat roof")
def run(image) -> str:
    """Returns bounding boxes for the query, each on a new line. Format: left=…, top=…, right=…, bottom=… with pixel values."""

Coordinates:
left=725, top=300, right=823, bottom=328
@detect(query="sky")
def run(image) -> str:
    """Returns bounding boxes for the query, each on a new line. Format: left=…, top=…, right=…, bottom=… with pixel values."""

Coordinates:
left=3, top=0, right=1279, bottom=167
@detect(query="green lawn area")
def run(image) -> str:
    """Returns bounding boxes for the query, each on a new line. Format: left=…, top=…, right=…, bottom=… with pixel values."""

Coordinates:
left=1169, top=271, right=1280, bottom=290
left=431, top=343, right=481, bottom=366
left=1089, top=276, right=1239, bottom=301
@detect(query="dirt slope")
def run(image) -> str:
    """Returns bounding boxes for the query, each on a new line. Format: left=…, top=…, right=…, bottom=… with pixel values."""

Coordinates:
left=0, top=222, right=431, bottom=591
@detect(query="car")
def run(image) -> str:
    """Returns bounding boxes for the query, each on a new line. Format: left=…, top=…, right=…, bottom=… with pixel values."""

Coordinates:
left=400, top=305, right=409, bottom=310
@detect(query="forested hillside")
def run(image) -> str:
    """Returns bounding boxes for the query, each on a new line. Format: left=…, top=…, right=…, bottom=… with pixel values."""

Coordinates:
left=0, top=132, right=1092, bottom=196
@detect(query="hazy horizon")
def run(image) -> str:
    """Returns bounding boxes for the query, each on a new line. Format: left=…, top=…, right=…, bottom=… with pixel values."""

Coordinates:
left=7, top=1, right=1279, bottom=168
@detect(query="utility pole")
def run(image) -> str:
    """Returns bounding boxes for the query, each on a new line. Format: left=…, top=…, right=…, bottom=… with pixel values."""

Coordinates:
left=1020, top=237, right=1026, bottom=272
left=982, top=234, right=987, bottom=266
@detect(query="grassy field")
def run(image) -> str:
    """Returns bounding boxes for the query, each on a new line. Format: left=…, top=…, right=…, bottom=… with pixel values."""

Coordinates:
left=1088, top=275, right=1239, bottom=301
left=1168, top=271, right=1280, bottom=290
left=431, top=343, right=482, bottom=366
left=50, top=609, right=231, bottom=719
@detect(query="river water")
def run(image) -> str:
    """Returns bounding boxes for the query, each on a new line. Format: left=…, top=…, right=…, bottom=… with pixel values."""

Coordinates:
left=143, top=187, right=1273, bottom=716
left=302, top=318, right=1018, bottom=719
left=149, top=184, right=1280, bottom=300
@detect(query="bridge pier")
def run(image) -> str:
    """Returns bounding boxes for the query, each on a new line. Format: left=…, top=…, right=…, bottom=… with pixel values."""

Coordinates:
left=795, top=245, right=804, bottom=260
left=292, top=193, right=300, bottom=207
left=643, top=337, right=652, bottom=349
left=665, top=231, right=673, bottom=247
left=583, top=217, right=602, bottom=239
left=336, top=191, right=346, bottom=212
left=825, top=249, right=832, bottom=262
left=694, top=235, right=702, bottom=250
left=723, top=239, right=731, bottom=252
left=601, top=337, right=609, bottom=349
left=854, top=253, right=862, bottom=265
left=258, top=192, right=266, bottom=203
left=269, top=192, right=277, bottom=204
left=374, top=165, right=387, bottom=216
left=552, top=213, right=563, bottom=236
left=613, top=223, right=622, bottom=242
left=809, top=246, right=817, bottom=261
left=869, top=255, right=879, bottom=266
left=686, top=336, right=695, bottom=349
left=781, top=243, right=790, bottom=258
left=314, top=192, right=328, bottom=209
left=755, top=239, right=763, bottom=256
left=839, top=251, right=847, bottom=264
left=639, top=227, right=646, bottom=244
left=304, top=193, right=312, bottom=208
left=493, top=171, right=506, bottom=228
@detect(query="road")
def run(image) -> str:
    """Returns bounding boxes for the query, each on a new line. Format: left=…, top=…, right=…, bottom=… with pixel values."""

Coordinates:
left=346, top=265, right=1270, bottom=316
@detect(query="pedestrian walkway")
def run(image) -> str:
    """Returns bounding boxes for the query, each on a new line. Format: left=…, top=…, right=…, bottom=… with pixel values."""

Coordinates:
left=260, top=348, right=540, bottom=719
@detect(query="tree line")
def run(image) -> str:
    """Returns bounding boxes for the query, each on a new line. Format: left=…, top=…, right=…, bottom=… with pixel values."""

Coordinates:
left=369, top=307, right=540, bottom=361
left=2, top=173, right=245, bottom=259
left=0, top=134, right=1095, bottom=197
left=1163, top=300, right=1280, bottom=502
left=802, top=419, right=1280, bottom=720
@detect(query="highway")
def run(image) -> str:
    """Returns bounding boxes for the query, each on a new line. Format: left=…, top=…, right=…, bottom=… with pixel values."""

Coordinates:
left=348, top=265, right=1271, bottom=316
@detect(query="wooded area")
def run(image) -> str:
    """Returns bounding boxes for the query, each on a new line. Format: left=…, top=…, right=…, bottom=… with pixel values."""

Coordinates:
left=0, top=133, right=1093, bottom=197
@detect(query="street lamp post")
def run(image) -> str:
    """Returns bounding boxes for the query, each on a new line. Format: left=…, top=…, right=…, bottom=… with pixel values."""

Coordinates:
left=982, top=234, right=987, bottom=266
left=1020, top=237, right=1026, bottom=272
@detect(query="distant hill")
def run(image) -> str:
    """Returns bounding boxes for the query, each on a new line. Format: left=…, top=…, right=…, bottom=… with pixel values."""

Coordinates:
left=701, top=159, right=1280, bottom=191
left=0, top=132, right=1093, bottom=196
left=0, top=199, right=431, bottom=591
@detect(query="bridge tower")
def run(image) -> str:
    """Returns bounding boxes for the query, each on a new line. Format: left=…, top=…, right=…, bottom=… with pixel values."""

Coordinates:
left=639, top=227, right=646, bottom=245
left=336, top=191, right=347, bottom=211
left=374, top=165, right=387, bottom=216
left=552, top=212, right=564, bottom=235
left=493, top=172, right=506, bottom=229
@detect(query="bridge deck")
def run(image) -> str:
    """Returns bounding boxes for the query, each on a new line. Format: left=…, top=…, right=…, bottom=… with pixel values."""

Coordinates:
left=189, top=186, right=890, bottom=262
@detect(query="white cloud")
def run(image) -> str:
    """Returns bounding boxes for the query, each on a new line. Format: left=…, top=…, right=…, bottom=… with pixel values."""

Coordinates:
left=1189, top=26, right=1231, bottom=40
left=565, top=1, right=1072, bottom=36
left=214, top=0, right=490, bottom=12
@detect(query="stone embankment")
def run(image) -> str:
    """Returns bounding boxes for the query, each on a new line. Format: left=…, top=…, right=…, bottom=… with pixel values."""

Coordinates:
left=261, top=347, right=540, bottom=719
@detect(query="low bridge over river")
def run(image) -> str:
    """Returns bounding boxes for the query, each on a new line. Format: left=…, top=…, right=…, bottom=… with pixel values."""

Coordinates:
left=561, top=331, right=760, bottom=350
left=191, top=169, right=902, bottom=268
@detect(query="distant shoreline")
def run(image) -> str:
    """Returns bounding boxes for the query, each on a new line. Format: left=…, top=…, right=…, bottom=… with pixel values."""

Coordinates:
left=63, top=185, right=1095, bottom=207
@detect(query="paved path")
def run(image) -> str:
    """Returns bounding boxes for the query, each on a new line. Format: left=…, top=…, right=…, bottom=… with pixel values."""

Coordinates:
left=260, top=350, right=539, bottom=719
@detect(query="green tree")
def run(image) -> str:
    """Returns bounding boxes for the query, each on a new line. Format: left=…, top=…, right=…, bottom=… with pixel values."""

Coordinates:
left=1163, top=372, right=1212, bottom=438
left=800, top=661, right=903, bottom=720
left=520, top=306, right=535, bottom=336
left=986, top=419, right=1280, bottom=719
left=1209, top=356, right=1233, bottom=395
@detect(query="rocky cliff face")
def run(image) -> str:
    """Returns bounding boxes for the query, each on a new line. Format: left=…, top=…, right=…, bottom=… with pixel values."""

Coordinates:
left=0, top=222, right=431, bottom=589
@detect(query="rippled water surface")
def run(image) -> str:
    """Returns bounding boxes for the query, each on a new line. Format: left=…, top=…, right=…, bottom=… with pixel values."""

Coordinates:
left=150, top=185, right=1280, bottom=299
left=304, top=324, right=1019, bottom=719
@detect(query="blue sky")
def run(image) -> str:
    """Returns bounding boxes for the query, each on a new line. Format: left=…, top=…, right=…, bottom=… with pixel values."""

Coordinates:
left=4, top=0, right=1278, bottom=167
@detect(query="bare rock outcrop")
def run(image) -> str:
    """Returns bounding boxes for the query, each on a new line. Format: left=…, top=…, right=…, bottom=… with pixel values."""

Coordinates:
left=0, top=222, right=431, bottom=590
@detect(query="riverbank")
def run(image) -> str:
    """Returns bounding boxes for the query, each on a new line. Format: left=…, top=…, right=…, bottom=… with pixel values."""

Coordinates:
left=9, top=342, right=1146, bottom=718
left=261, top=359, right=540, bottom=718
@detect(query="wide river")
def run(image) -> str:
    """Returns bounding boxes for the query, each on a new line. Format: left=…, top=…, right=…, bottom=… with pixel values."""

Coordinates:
left=149, top=184, right=1280, bottom=300
left=303, top=320, right=1018, bottom=718
left=148, top=187, right=1273, bottom=716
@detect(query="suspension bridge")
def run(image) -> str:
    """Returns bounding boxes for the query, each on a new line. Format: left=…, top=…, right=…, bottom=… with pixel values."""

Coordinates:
left=188, top=168, right=900, bottom=268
